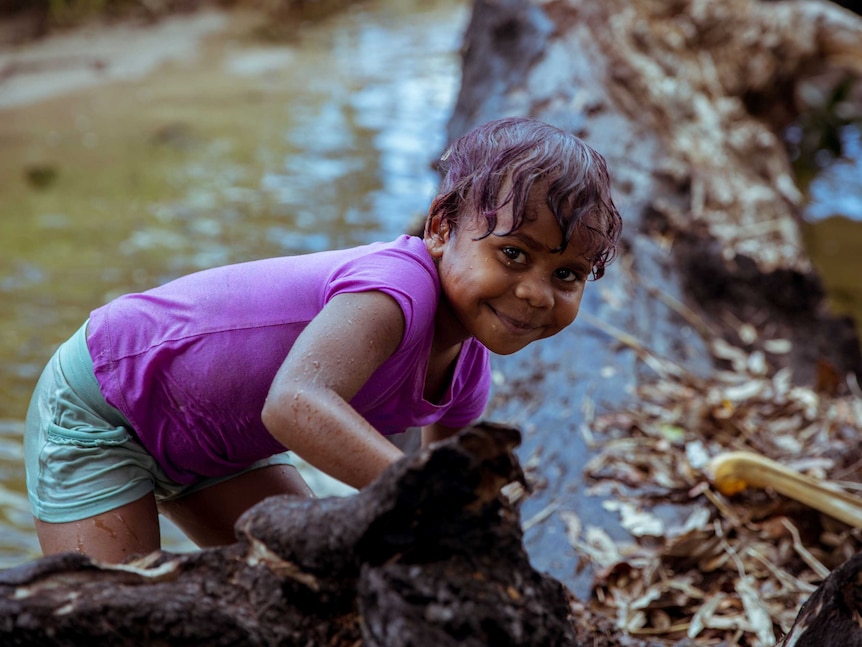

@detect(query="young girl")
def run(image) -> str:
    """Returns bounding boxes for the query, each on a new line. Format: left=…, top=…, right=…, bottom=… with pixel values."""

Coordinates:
left=24, top=117, right=622, bottom=563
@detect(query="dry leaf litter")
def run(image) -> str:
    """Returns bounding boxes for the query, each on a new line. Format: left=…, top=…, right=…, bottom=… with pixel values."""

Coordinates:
left=563, top=327, right=862, bottom=646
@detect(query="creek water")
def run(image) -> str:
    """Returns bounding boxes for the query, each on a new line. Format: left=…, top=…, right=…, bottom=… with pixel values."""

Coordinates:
left=0, top=0, right=860, bottom=586
left=802, top=125, right=862, bottom=324
left=0, top=0, right=469, bottom=564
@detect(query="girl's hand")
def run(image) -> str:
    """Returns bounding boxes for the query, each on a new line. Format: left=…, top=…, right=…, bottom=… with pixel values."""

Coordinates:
left=262, top=291, right=406, bottom=489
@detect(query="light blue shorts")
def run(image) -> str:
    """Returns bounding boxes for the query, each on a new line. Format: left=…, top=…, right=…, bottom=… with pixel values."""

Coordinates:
left=24, top=322, right=294, bottom=524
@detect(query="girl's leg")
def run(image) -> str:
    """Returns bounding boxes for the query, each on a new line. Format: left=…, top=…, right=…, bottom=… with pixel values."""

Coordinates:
left=33, top=491, right=161, bottom=564
left=159, top=464, right=314, bottom=547
left=25, top=323, right=162, bottom=564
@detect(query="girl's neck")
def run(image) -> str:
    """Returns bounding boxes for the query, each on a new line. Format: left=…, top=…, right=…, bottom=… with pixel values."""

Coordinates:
left=424, top=296, right=467, bottom=404
left=432, top=294, right=469, bottom=353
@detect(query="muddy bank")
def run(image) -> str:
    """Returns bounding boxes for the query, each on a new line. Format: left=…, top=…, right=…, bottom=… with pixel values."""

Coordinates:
left=0, top=10, right=228, bottom=108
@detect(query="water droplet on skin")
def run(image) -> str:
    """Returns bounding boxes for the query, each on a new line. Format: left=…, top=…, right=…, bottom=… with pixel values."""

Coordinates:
left=94, top=517, right=118, bottom=539
left=112, top=511, right=142, bottom=544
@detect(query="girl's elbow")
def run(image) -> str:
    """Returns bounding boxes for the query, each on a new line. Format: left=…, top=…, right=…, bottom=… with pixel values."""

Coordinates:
left=261, top=389, right=295, bottom=437
left=261, top=386, right=318, bottom=447
left=261, top=402, right=303, bottom=454
left=260, top=400, right=279, bottom=432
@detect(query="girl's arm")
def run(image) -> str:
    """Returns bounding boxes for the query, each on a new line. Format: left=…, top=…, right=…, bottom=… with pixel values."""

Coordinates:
left=262, top=290, right=406, bottom=489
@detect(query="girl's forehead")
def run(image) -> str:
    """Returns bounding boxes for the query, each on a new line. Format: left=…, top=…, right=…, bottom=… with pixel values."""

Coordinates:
left=476, top=193, right=563, bottom=236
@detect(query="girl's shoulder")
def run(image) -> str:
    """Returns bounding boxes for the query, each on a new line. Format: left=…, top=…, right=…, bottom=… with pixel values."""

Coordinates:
left=330, top=235, right=437, bottom=288
left=326, top=236, right=439, bottom=344
left=360, top=235, right=433, bottom=268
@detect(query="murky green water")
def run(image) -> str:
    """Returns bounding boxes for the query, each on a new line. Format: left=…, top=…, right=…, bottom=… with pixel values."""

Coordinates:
left=802, top=125, right=862, bottom=330
left=0, top=0, right=468, bottom=564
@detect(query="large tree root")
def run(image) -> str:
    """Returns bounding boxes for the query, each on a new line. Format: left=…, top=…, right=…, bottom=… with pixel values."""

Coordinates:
left=0, top=423, right=646, bottom=646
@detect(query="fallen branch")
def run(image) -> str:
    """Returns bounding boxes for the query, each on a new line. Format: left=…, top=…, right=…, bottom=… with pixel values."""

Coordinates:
left=0, top=423, right=637, bottom=646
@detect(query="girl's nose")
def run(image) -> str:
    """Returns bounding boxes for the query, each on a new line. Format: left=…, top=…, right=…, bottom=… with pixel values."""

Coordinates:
left=514, top=273, right=553, bottom=308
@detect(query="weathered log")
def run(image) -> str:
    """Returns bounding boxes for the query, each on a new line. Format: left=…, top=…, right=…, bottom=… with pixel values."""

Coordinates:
left=453, top=0, right=862, bottom=602
left=0, top=423, right=649, bottom=646
left=454, top=0, right=862, bottom=384
left=776, top=550, right=862, bottom=647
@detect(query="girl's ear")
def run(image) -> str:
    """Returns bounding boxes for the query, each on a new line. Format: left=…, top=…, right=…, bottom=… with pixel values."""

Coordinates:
left=424, top=214, right=451, bottom=258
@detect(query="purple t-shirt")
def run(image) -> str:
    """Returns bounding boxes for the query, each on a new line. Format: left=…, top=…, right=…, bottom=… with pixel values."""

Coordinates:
left=87, top=235, right=490, bottom=484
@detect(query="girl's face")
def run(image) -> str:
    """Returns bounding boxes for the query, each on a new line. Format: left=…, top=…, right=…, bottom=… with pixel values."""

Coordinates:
left=426, top=184, right=593, bottom=355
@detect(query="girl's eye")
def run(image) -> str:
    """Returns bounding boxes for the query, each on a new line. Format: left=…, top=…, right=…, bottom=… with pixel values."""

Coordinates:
left=502, top=247, right=527, bottom=264
left=554, top=268, right=581, bottom=283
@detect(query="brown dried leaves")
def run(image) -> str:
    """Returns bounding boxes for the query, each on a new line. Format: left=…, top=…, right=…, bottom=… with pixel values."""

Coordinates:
left=569, top=338, right=862, bottom=646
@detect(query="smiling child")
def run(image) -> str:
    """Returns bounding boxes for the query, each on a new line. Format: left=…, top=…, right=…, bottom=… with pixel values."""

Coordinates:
left=24, top=116, right=622, bottom=562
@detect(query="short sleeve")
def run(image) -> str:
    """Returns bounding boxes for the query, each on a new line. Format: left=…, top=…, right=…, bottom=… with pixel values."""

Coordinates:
left=323, top=244, right=439, bottom=354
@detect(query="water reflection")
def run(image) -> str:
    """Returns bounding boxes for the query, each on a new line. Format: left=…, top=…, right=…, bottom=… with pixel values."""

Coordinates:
left=806, top=125, right=862, bottom=221
left=803, top=124, right=862, bottom=331
left=0, top=0, right=468, bottom=565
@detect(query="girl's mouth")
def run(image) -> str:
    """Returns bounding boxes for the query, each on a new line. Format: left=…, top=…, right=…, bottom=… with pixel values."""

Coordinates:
left=491, top=307, right=539, bottom=335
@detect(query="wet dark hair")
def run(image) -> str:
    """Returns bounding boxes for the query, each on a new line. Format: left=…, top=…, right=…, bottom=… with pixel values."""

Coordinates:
left=426, top=117, right=622, bottom=280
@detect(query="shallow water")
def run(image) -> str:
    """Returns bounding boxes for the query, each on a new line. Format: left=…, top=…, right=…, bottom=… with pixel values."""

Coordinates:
left=803, top=125, right=862, bottom=328
left=0, top=0, right=468, bottom=564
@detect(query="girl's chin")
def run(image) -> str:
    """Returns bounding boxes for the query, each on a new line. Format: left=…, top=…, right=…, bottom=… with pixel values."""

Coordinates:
left=475, top=333, right=535, bottom=356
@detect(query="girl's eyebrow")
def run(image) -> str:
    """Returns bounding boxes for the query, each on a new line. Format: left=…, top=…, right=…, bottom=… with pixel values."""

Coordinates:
left=504, top=231, right=558, bottom=253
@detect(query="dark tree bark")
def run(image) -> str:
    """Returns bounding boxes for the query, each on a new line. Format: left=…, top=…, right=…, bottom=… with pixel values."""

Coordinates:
left=0, top=424, right=652, bottom=647
left=775, top=551, right=862, bottom=647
